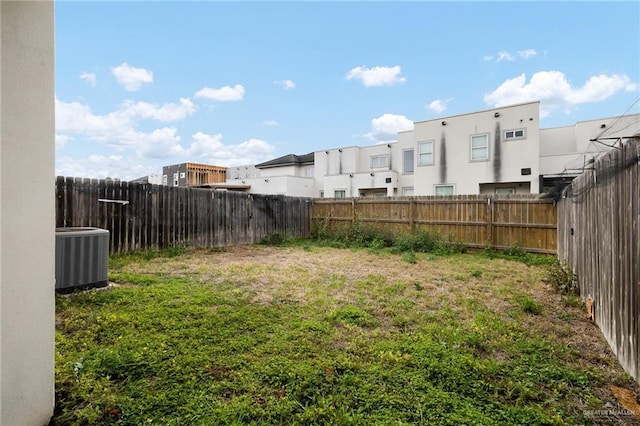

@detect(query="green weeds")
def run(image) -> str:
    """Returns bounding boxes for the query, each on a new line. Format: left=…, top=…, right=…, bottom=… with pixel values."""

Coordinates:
left=311, top=220, right=466, bottom=257
left=545, top=259, right=579, bottom=296
left=483, top=244, right=555, bottom=267
left=53, top=245, right=637, bottom=425
left=109, top=245, right=188, bottom=269
left=517, top=295, right=542, bottom=315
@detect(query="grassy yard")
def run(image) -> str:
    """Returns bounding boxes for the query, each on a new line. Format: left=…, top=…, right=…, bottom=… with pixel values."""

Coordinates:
left=53, top=243, right=640, bottom=425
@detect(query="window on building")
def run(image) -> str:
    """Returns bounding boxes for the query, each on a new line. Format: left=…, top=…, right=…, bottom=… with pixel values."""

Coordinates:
left=504, top=129, right=526, bottom=141
left=403, top=149, right=414, bottom=173
left=418, top=141, right=434, bottom=166
left=334, top=189, right=346, bottom=198
left=162, top=175, right=168, bottom=185
left=370, top=154, right=389, bottom=169
left=470, top=134, right=489, bottom=161
left=180, top=172, right=186, bottom=178
left=319, top=190, right=324, bottom=198
left=435, top=184, right=454, bottom=196
left=304, top=166, right=314, bottom=177
left=173, top=172, right=179, bottom=186
left=495, top=188, right=515, bottom=195
left=402, top=187, right=414, bottom=196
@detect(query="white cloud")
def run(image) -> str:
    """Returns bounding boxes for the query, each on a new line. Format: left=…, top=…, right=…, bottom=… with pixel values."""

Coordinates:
left=497, top=51, right=515, bottom=62
left=184, top=132, right=275, bottom=166
left=483, top=49, right=536, bottom=63
left=567, top=74, right=637, bottom=104
left=427, top=99, right=452, bottom=114
left=120, top=98, right=196, bottom=122
left=518, top=49, right=537, bottom=59
left=234, top=138, right=274, bottom=157
left=55, top=96, right=196, bottom=155
left=188, top=131, right=224, bottom=157
left=262, top=120, right=279, bottom=126
left=80, top=72, right=96, bottom=87
left=56, top=98, right=132, bottom=140
left=345, top=65, right=406, bottom=87
left=88, top=154, right=123, bottom=164
left=364, top=113, right=413, bottom=142
left=136, top=128, right=185, bottom=159
left=194, top=84, right=245, bottom=101
left=484, top=71, right=638, bottom=112
left=55, top=134, right=71, bottom=150
left=274, top=80, right=296, bottom=90
left=55, top=94, right=277, bottom=170
left=111, top=63, right=153, bottom=91
left=56, top=154, right=152, bottom=180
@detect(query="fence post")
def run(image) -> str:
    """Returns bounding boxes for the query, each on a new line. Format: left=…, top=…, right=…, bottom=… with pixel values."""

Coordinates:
left=352, top=198, right=356, bottom=224
left=409, top=199, right=415, bottom=233
left=487, top=196, right=494, bottom=247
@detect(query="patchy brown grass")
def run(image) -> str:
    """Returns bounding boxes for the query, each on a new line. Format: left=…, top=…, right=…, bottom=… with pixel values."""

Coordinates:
left=109, top=244, right=640, bottom=424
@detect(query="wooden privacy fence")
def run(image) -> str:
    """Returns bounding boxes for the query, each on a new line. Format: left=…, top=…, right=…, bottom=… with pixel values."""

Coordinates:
left=56, top=176, right=312, bottom=253
left=557, top=138, right=639, bottom=383
left=312, top=195, right=557, bottom=254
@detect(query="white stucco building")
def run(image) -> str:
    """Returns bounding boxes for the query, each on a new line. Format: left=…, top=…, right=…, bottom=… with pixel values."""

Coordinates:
left=225, top=153, right=317, bottom=197
left=227, top=101, right=639, bottom=198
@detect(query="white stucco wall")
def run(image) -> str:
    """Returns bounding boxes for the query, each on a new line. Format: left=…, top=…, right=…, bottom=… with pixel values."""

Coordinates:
left=394, top=131, right=414, bottom=194
left=408, top=102, right=540, bottom=195
left=0, top=2, right=55, bottom=425
left=318, top=147, right=358, bottom=176
left=539, top=126, right=576, bottom=157
left=147, top=173, right=163, bottom=185
left=259, top=165, right=298, bottom=178
left=227, top=164, right=260, bottom=180
left=356, top=144, right=393, bottom=172
left=539, top=114, right=640, bottom=176
left=277, top=105, right=635, bottom=198
left=244, top=176, right=315, bottom=197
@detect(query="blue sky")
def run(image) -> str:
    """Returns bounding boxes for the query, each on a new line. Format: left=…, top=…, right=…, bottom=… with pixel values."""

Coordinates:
left=55, top=1, right=640, bottom=180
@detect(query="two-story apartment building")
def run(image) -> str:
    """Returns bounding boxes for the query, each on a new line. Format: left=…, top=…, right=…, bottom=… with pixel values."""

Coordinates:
left=220, top=101, right=638, bottom=198
left=315, top=102, right=543, bottom=197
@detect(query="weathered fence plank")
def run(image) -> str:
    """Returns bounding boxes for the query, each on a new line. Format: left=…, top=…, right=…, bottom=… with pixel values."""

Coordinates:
left=557, top=137, right=639, bottom=383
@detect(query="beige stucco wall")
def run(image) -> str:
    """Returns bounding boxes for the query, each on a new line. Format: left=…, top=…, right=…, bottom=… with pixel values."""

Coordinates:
left=0, top=2, right=55, bottom=424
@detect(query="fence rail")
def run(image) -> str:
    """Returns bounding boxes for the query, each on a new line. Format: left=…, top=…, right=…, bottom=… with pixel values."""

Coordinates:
left=312, top=195, right=557, bottom=254
left=55, top=176, right=312, bottom=253
left=557, top=138, right=639, bottom=383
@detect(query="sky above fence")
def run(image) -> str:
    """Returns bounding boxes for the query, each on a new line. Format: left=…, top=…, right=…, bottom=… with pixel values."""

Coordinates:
left=55, top=1, right=639, bottom=181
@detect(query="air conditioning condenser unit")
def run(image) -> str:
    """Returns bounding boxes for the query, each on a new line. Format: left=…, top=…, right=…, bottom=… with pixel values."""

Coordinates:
left=55, top=227, right=109, bottom=293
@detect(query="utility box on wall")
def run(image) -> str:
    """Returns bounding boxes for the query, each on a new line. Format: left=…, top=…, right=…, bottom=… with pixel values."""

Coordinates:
left=55, top=227, right=109, bottom=293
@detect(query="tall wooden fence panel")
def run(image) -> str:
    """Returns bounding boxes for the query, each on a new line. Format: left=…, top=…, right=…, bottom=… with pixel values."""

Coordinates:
left=312, top=194, right=556, bottom=254
left=557, top=138, right=639, bottom=383
left=56, top=177, right=312, bottom=253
